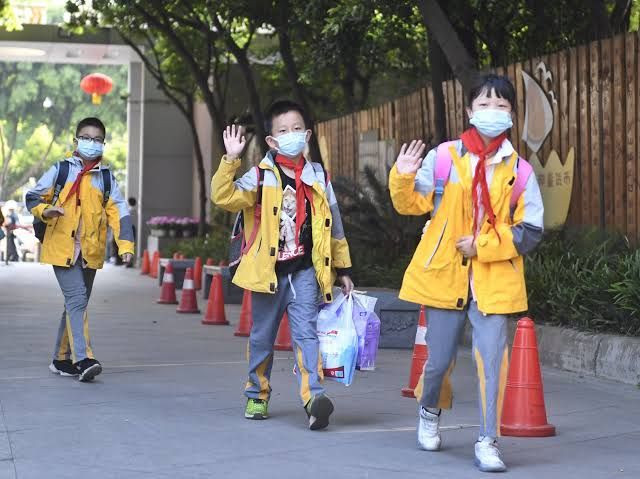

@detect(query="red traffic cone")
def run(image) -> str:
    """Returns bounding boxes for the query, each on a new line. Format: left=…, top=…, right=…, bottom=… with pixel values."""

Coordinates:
left=274, top=312, right=293, bottom=351
left=157, top=262, right=178, bottom=304
left=206, top=258, right=215, bottom=266
left=179, top=254, right=186, bottom=260
left=177, top=268, right=200, bottom=314
left=402, top=306, right=429, bottom=398
left=218, top=260, right=228, bottom=267
left=194, top=257, right=203, bottom=291
left=202, top=273, right=229, bottom=325
left=501, top=317, right=556, bottom=437
left=234, top=290, right=253, bottom=337
left=140, top=250, right=150, bottom=275
left=173, top=252, right=181, bottom=260
left=150, top=251, right=160, bottom=279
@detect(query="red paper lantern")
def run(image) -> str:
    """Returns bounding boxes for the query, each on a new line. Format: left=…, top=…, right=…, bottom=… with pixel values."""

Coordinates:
left=80, top=73, right=113, bottom=105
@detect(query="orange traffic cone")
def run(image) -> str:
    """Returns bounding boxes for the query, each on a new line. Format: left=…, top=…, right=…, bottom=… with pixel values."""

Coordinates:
left=177, top=267, right=200, bottom=314
left=150, top=251, right=160, bottom=279
left=194, top=257, right=203, bottom=291
left=234, top=290, right=253, bottom=337
left=179, top=254, right=186, bottom=260
left=202, top=273, right=229, bottom=325
left=140, top=250, right=150, bottom=275
left=218, top=260, right=228, bottom=267
left=402, top=306, right=429, bottom=398
left=274, top=312, right=293, bottom=351
left=206, top=258, right=215, bottom=266
left=157, top=262, right=178, bottom=304
left=501, top=317, right=556, bottom=437
left=173, top=252, right=181, bottom=260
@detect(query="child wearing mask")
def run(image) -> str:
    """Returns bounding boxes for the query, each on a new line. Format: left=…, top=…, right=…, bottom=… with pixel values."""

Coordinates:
left=26, top=117, right=134, bottom=382
left=211, top=100, right=353, bottom=430
left=389, top=75, right=544, bottom=472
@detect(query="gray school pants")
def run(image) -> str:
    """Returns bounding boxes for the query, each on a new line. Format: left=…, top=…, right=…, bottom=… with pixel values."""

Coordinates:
left=245, top=266, right=324, bottom=406
left=53, top=257, right=97, bottom=363
left=414, top=301, right=509, bottom=438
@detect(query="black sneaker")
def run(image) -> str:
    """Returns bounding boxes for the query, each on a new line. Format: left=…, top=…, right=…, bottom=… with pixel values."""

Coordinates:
left=74, top=358, right=102, bottom=382
left=304, top=394, right=334, bottom=431
left=49, top=359, right=79, bottom=377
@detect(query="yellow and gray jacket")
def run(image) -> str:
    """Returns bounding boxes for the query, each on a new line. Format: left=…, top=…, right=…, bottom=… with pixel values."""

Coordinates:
left=211, top=151, right=352, bottom=303
left=26, top=156, right=135, bottom=269
left=389, top=139, right=544, bottom=315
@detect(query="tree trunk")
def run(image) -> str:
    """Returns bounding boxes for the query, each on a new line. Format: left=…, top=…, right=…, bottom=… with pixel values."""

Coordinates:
left=428, top=31, right=449, bottom=144
left=275, top=9, right=323, bottom=164
left=187, top=114, right=208, bottom=237
left=417, top=0, right=478, bottom=94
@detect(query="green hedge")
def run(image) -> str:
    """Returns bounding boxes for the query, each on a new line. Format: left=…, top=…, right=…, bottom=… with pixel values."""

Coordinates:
left=160, top=224, right=230, bottom=262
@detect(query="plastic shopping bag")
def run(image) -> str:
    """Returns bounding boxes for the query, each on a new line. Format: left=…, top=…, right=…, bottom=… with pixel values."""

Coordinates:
left=352, top=294, right=381, bottom=371
left=317, top=292, right=358, bottom=386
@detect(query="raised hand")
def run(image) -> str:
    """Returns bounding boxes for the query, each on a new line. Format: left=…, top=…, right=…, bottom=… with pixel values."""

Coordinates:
left=395, top=140, right=426, bottom=175
left=223, top=124, right=246, bottom=159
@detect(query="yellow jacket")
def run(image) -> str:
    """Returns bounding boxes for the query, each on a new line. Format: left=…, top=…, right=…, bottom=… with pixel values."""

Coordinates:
left=211, top=152, right=352, bottom=303
left=26, top=156, right=135, bottom=269
left=389, top=140, right=544, bottom=314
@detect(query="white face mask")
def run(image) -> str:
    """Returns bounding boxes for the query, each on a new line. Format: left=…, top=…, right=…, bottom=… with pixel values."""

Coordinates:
left=469, top=109, right=513, bottom=137
left=274, top=132, right=307, bottom=157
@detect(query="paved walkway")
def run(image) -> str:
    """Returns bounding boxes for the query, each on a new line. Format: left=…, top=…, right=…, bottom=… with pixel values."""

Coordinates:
left=0, top=262, right=638, bottom=479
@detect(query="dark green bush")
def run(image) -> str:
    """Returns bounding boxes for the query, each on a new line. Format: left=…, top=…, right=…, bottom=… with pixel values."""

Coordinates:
left=161, top=224, right=230, bottom=261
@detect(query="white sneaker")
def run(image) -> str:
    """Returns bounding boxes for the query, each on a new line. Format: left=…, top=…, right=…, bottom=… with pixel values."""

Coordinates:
left=474, top=437, right=507, bottom=472
left=417, top=407, right=441, bottom=451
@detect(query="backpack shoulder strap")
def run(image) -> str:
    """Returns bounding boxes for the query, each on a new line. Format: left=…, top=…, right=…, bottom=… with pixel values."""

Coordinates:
left=243, top=166, right=263, bottom=254
left=101, top=168, right=112, bottom=208
left=51, top=161, right=70, bottom=206
left=432, top=141, right=457, bottom=215
left=511, top=157, right=533, bottom=210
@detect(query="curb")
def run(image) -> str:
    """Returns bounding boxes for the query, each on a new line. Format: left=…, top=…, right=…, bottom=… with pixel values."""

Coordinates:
left=461, top=320, right=640, bottom=385
left=366, top=289, right=640, bottom=385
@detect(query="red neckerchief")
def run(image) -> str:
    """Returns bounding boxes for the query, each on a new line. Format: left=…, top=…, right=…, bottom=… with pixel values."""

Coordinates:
left=460, top=128, right=507, bottom=240
left=275, top=154, right=314, bottom=246
left=65, top=154, right=101, bottom=206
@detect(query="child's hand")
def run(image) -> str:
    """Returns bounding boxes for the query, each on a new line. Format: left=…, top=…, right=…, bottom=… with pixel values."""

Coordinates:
left=456, top=236, right=477, bottom=258
left=395, top=140, right=426, bottom=175
left=43, top=206, right=65, bottom=218
left=223, top=124, right=246, bottom=160
left=339, top=275, right=354, bottom=296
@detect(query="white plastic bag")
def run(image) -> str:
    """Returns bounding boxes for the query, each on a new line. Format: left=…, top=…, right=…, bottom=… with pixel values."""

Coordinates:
left=317, top=292, right=358, bottom=386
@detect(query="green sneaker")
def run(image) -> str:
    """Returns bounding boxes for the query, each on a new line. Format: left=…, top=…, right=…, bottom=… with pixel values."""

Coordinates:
left=305, top=394, right=334, bottom=430
left=245, top=399, right=269, bottom=420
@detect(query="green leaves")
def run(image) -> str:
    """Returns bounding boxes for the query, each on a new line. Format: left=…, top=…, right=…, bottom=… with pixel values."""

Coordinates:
left=526, top=228, right=640, bottom=336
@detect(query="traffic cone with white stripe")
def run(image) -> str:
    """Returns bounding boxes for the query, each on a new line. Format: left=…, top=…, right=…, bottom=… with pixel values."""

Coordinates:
left=157, top=262, right=178, bottom=305
left=177, top=268, right=200, bottom=314
left=402, top=306, right=428, bottom=398
left=202, top=273, right=229, bottom=325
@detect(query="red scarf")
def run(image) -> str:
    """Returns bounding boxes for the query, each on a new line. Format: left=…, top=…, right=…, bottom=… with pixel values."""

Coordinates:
left=460, top=128, right=507, bottom=240
left=275, top=154, right=314, bottom=246
left=64, top=155, right=101, bottom=206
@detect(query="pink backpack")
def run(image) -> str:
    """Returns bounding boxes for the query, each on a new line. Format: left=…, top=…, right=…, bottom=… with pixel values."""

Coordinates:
left=432, top=140, right=533, bottom=215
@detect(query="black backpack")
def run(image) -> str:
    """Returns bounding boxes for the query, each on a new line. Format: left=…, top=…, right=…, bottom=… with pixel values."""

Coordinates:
left=34, top=161, right=112, bottom=243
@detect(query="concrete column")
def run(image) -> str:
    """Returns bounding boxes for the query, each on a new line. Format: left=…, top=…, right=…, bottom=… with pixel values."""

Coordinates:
left=126, top=61, right=144, bottom=253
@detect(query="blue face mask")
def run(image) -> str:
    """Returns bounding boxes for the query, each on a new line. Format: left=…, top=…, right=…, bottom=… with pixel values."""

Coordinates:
left=76, top=139, right=104, bottom=160
left=469, top=109, right=513, bottom=138
left=274, top=131, right=307, bottom=157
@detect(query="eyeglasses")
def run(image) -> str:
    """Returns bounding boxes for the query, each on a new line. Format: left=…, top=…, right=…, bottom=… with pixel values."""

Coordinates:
left=76, top=136, right=105, bottom=145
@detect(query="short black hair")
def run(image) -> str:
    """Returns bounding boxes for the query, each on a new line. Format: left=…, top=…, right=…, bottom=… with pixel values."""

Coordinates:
left=76, top=117, right=106, bottom=138
left=264, top=100, right=306, bottom=135
left=468, top=74, right=516, bottom=110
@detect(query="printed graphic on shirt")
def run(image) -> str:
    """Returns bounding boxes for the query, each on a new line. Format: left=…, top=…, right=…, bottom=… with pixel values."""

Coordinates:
left=278, top=185, right=306, bottom=261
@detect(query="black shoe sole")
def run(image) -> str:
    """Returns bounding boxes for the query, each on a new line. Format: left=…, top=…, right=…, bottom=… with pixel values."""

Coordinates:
left=308, top=395, right=334, bottom=431
left=78, top=364, right=102, bottom=382
left=48, top=363, right=79, bottom=377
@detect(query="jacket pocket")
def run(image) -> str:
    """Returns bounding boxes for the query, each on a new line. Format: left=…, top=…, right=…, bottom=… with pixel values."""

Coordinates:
left=424, top=218, right=449, bottom=269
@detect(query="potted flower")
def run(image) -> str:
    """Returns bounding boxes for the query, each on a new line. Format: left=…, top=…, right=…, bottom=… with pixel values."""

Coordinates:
left=180, top=217, right=199, bottom=237
left=147, top=216, right=171, bottom=237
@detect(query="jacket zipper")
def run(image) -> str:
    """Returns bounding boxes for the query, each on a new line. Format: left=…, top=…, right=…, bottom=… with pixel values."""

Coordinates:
left=424, top=218, right=448, bottom=268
